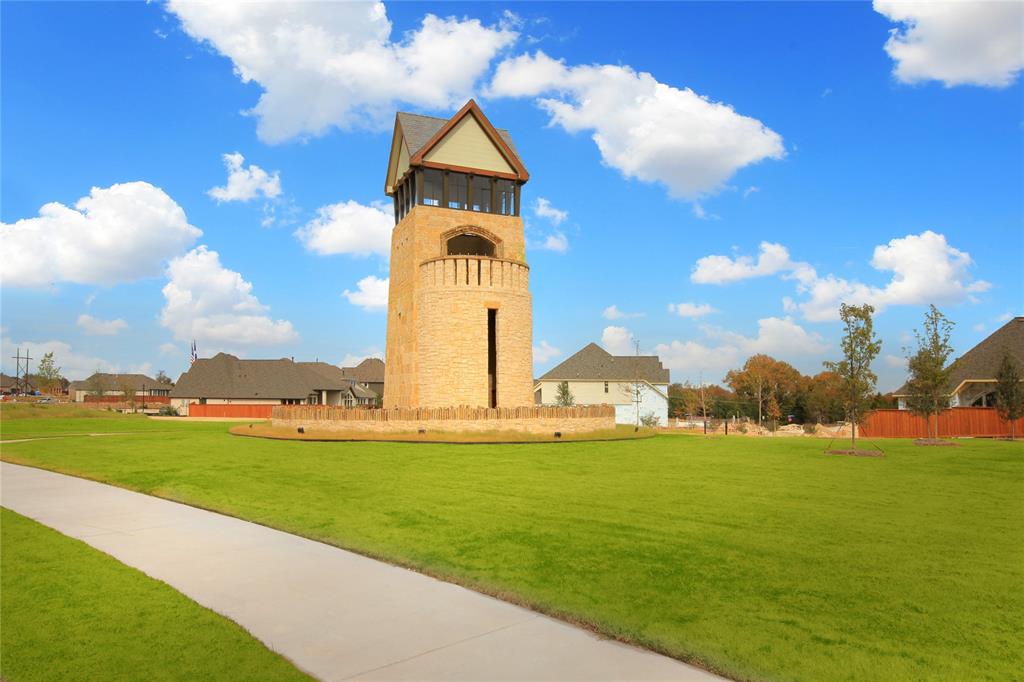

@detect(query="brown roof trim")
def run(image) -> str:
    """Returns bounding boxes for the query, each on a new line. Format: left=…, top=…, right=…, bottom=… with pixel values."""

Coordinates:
left=409, top=100, right=529, bottom=181
left=418, top=160, right=520, bottom=181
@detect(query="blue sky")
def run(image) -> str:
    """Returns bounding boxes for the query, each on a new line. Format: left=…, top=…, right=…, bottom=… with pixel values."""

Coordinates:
left=2, top=1, right=1021, bottom=390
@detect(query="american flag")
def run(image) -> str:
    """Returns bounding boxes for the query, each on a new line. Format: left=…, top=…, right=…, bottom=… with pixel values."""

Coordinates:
left=190, top=340, right=197, bottom=365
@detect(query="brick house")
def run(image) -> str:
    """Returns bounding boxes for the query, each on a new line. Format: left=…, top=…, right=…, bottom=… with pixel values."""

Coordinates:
left=68, top=373, right=169, bottom=403
left=170, top=353, right=377, bottom=416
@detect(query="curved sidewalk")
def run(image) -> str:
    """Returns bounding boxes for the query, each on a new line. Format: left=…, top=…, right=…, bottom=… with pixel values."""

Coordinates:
left=1, top=462, right=722, bottom=681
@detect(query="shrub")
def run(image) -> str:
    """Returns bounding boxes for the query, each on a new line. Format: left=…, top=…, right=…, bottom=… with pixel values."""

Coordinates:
left=640, top=412, right=661, bottom=428
left=737, top=422, right=748, bottom=434
left=802, top=423, right=818, bottom=435
left=158, top=405, right=179, bottom=417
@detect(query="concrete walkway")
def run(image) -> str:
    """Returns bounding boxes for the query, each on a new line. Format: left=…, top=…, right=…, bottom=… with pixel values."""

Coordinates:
left=1, top=462, right=722, bottom=681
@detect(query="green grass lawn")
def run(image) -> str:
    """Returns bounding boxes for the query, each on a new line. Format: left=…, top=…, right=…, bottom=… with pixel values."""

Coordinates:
left=0, top=508, right=310, bottom=681
left=0, top=403, right=233, bottom=440
left=2, top=414, right=1021, bottom=681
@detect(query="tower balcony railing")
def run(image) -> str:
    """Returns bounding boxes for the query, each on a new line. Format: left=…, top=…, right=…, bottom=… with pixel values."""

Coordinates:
left=419, top=256, right=529, bottom=292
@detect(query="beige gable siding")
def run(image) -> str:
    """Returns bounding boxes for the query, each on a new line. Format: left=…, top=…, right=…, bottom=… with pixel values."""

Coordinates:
left=424, top=115, right=515, bottom=174
left=387, top=133, right=411, bottom=193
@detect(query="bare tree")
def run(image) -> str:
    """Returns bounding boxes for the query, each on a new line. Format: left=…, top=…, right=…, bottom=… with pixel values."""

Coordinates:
left=620, top=339, right=650, bottom=431
left=117, top=377, right=138, bottom=412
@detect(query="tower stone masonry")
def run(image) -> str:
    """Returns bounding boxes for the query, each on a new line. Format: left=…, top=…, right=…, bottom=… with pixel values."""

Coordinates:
left=382, top=100, right=533, bottom=409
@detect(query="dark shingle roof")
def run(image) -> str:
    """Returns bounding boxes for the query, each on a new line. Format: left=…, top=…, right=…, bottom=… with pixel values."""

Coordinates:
left=171, top=354, right=352, bottom=400
left=68, top=373, right=159, bottom=392
left=894, top=316, right=1024, bottom=395
left=341, top=357, right=385, bottom=384
left=396, top=112, right=520, bottom=158
left=538, top=343, right=670, bottom=384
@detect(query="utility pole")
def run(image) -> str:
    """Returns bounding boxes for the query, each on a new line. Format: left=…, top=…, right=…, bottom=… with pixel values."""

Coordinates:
left=11, top=348, right=33, bottom=394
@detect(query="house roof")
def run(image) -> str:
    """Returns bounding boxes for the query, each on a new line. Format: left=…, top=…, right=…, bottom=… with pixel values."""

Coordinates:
left=0, top=373, right=17, bottom=389
left=894, top=316, right=1024, bottom=396
left=387, top=100, right=528, bottom=193
left=341, top=357, right=385, bottom=384
left=68, top=373, right=159, bottom=392
left=170, top=354, right=353, bottom=400
left=396, top=111, right=520, bottom=161
left=538, top=343, right=670, bottom=384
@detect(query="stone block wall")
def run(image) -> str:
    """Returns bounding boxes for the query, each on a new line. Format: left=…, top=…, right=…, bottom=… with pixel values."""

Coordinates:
left=383, top=205, right=534, bottom=409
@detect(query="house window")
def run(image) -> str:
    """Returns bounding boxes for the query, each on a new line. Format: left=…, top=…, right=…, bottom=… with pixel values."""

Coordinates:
left=472, top=175, right=492, bottom=213
left=448, top=173, right=468, bottom=210
left=496, top=180, right=515, bottom=215
left=423, top=169, right=442, bottom=206
left=604, top=382, right=609, bottom=393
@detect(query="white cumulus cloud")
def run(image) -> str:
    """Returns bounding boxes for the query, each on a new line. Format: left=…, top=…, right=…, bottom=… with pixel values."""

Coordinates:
left=167, top=1, right=517, bottom=142
left=691, top=231, right=989, bottom=322
left=343, top=275, right=389, bottom=311
left=1, top=182, right=201, bottom=287
left=875, top=0, right=1024, bottom=88
left=602, top=305, right=643, bottom=321
left=160, top=246, right=298, bottom=349
left=489, top=51, right=785, bottom=199
left=340, top=347, right=383, bottom=367
left=295, top=200, right=393, bottom=258
left=533, top=339, right=561, bottom=363
left=77, top=315, right=128, bottom=336
left=668, top=302, right=716, bottom=318
left=691, top=241, right=808, bottom=285
left=534, top=197, right=568, bottom=225
left=207, top=152, right=282, bottom=202
left=2, top=334, right=120, bottom=380
left=601, top=325, right=636, bottom=356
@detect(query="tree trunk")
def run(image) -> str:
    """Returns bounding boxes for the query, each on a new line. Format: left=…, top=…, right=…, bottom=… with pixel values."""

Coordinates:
left=851, top=409, right=856, bottom=451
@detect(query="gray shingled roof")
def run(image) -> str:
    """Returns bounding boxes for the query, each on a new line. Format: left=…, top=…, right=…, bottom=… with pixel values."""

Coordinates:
left=894, top=316, right=1024, bottom=395
left=171, top=354, right=352, bottom=400
left=539, top=343, right=670, bottom=384
left=341, top=357, right=385, bottom=384
left=68, top=373, right=160, bottom=393
left=396, top=112, right=520, bottom=159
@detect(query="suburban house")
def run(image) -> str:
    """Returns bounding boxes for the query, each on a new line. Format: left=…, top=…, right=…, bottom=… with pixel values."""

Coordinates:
left=0, top=373, right=20, bottom=395
left=340, top=358, right=385, bottom=399
left=534, top=343, right=671, bottom=426
left=170, top=353, right=377, bottom=416
left=68, top=373, right=169, bottom=403
left=893, top=316, right=1023, bottom=409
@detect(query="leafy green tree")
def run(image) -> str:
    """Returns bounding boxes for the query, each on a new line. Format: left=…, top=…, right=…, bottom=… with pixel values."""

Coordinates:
left=555, top=381, right=575, bottom=407
left=994, top=353, right=1023, bottom=440
left=805, top=371, right=845, bottom=424
left=726, top=355, right=803, bottom=426
left=824, top=303, right=881, bottom=451
left=36, top=352, right=63, bottom=395
left=904, top=305, right=955, bottom=440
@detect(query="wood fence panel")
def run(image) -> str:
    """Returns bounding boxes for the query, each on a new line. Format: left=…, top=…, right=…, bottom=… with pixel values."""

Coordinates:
left=861, top=408, right=1024, bottom=438
left=187, top=404, right=274, bottom=419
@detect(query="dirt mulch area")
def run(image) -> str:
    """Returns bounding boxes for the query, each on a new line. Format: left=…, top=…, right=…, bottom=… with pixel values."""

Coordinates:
left=913, top=438, right=960, bottom=447
left=826, top=449, right=884, bottom=457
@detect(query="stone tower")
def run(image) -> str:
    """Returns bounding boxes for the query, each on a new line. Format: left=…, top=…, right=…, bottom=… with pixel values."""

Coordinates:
left=382, top=100, right=533, bottom=409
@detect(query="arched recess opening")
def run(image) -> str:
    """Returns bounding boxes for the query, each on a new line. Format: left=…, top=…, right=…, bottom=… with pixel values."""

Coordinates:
left=443, top=227, right=502, bottom=258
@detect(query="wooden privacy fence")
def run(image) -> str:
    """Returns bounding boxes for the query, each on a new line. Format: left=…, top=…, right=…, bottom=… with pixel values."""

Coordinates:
left=860, top=407, right=1024, bottom=438
left=85, top=395, right=170, bottom=404
left=272, top=404, right=615, bottom=422
left=188, top=404, right=275, bottom=419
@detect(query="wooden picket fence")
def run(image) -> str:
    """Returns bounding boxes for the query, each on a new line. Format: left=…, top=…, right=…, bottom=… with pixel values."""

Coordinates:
left=860, top=407, right=1024, bottom=438
left=272, top=404, right=614, bottom=422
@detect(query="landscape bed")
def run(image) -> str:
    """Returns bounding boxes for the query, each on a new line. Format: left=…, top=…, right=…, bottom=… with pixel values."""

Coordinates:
left=231, top=421, right=653, bottom=444
left=1, top=411, right=1021, bottom=681
left=0, top=508, right=309, bottom=681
